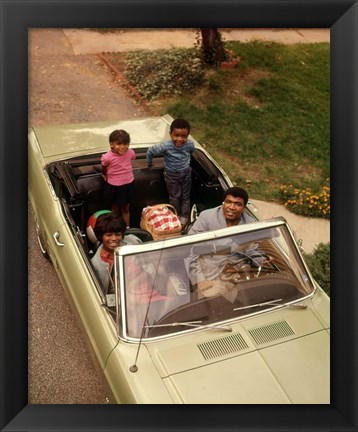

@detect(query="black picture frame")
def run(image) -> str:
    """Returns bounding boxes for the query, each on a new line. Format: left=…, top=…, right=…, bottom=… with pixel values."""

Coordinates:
left=1, top=0, right=357, bottom=431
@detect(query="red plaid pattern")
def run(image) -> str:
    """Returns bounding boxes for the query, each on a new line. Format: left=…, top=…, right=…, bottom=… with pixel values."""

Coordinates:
left=143, top=205, right=181, bottom=231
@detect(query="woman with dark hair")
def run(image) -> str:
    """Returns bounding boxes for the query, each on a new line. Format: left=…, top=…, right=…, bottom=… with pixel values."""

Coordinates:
left=91, top=213, right=141, bottom=295
left=92, top=213, right=167, bottom=336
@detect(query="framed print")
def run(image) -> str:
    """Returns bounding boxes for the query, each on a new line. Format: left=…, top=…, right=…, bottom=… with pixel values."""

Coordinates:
left=1, top=0, right=357, bottom=431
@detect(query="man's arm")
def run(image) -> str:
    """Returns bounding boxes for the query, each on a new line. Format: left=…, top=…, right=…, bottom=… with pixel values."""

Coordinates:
left=187, top=210, right=211, bottom=235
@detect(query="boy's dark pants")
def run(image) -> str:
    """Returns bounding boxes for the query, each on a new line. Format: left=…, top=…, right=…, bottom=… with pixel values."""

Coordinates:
left=164, top=167, right=192, bottom=223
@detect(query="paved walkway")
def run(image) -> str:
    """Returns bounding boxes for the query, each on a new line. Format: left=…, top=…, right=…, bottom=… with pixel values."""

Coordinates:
left=251, top=200, right=330, bottom=253
left=63, top=28, right=330, bottom=55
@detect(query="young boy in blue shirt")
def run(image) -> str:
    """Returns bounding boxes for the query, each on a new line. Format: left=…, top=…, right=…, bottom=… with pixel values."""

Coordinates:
left=146, top=118, right=195, bottom=227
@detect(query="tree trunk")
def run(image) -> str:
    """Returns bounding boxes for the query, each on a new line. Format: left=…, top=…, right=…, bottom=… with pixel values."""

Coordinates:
left=200, top=28, right=228, bottom=66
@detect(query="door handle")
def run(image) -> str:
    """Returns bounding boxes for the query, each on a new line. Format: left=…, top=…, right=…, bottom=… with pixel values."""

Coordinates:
left=53, top=231, right=65, bottom=247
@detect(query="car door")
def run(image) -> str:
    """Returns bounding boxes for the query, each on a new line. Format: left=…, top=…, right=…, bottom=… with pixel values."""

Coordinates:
left=29, top=134, right=118, bottom=370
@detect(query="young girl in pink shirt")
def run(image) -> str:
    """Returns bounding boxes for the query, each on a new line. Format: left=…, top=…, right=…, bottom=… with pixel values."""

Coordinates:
left=101, top=129, right=135, bottom=227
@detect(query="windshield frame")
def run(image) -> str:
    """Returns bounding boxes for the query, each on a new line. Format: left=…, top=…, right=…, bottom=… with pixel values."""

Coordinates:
left=114, top=218, right=316, bottom=342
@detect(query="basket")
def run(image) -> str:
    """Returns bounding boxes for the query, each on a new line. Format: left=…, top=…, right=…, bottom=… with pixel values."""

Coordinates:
left=140, top=204, right=182, bottom=240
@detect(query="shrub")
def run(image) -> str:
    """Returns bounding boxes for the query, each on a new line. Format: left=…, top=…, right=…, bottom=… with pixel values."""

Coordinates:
left=304, top=242, right=330, bottom=296
left=280, top=181, right=330, bottom=219
left=123, top=48, right=206, bottom=100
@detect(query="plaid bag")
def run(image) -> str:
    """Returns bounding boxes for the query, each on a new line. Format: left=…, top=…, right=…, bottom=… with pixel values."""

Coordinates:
left=140, top=204, right=182, bottom=240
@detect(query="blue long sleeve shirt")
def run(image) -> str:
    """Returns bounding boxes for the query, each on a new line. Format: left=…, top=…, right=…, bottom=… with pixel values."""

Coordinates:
left=146, top=139, right=195, bottom=173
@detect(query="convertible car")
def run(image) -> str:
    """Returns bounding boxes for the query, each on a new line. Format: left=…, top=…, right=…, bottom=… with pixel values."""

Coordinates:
left=28, top=114, right=330, bottom=404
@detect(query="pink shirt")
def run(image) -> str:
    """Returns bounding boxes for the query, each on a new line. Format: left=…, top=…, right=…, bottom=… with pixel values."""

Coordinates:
left=101, top=149, right=135, bottom=186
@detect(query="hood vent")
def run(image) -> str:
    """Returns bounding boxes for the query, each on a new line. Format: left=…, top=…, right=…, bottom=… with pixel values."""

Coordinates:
left=198, top=333, right=249, bottom=360
left=248, top=320, right=295, bottom=345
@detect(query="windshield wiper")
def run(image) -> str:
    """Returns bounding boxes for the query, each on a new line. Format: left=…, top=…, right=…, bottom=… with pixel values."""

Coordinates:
left=145, top=320, right=232, bottom=332
left=234, top=299, right=307, bottom=311
left=234, top=299, right=283, bottom=311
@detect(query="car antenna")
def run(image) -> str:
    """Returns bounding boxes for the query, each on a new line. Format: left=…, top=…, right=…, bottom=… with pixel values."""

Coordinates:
left=129, top=244, right=165, bottom=373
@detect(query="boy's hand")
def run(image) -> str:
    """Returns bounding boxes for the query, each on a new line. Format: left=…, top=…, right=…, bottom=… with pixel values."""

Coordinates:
left=102, top=174, right=108, bottom=181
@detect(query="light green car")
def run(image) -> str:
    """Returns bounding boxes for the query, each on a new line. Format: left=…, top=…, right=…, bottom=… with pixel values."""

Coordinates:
left=29, top=114, right=330, bottom=404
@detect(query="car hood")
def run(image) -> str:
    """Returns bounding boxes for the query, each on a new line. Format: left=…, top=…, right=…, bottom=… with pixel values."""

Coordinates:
left=146, top=308, right=330, bottom=404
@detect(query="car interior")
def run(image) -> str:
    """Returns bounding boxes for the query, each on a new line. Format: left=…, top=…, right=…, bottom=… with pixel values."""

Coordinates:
left=46, top=147, right=227, bottom=254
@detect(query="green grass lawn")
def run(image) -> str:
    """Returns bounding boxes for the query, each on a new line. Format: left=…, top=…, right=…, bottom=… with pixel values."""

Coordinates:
left=107, top=40, right=330, bottom=216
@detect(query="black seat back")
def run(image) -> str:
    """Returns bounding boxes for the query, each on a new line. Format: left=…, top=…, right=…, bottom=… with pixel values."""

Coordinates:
left=125, top=227, right=153, bottom=242
left=76, top=167, right=169, bottom=228
left=77, top=174, right=107, bottom=219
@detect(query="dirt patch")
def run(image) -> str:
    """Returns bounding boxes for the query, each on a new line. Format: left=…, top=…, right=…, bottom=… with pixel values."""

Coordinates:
left=232, top=68, right=270, bottom=107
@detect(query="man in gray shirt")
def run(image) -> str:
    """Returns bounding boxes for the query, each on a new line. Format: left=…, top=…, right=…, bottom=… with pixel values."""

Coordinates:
left=188, top=186, right=255, bottom=233
left=187, top=187, right=264, bottom=301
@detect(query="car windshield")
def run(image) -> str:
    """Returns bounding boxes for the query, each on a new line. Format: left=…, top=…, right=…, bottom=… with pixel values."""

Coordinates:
left=115, top=220, right=315, bottom=340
